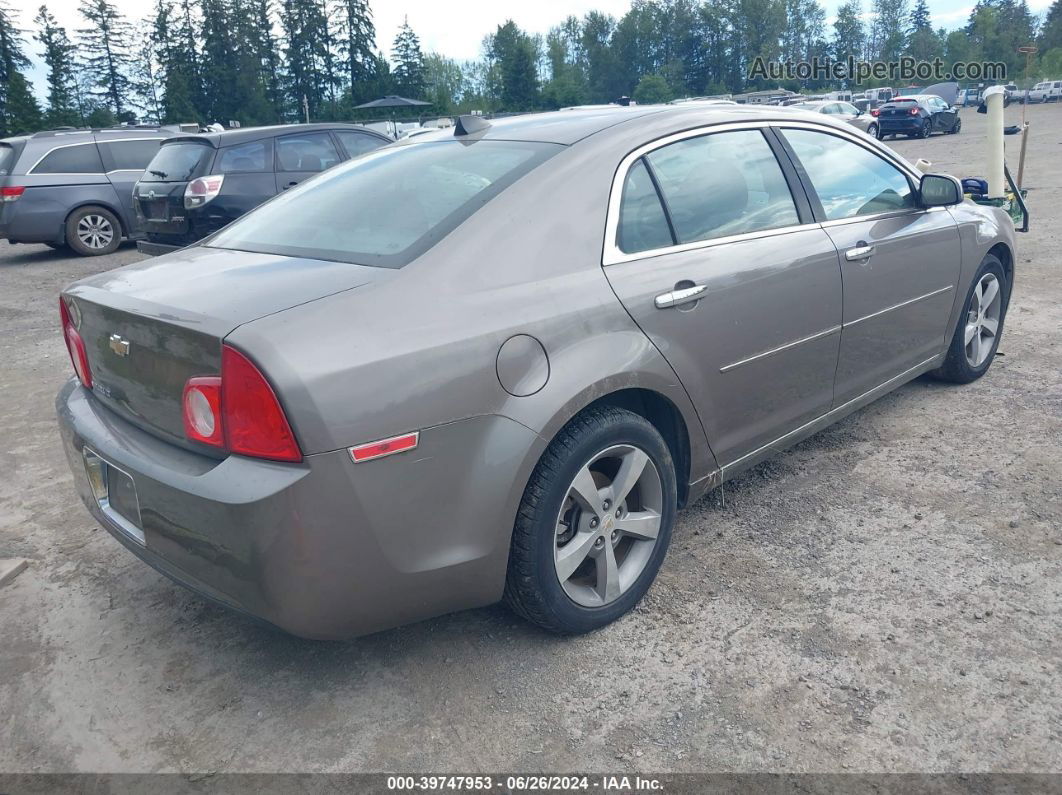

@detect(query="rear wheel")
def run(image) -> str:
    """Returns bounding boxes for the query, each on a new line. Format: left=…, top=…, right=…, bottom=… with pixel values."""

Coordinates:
left=867, top=123, right=880, bottom=139
left=931, top=254, right=1008, bottom=384
left=919, top=119, right=932, bottom=138
left=66, top=206, right=121, bottom=256
left=504, top=406, right=677, bottom=634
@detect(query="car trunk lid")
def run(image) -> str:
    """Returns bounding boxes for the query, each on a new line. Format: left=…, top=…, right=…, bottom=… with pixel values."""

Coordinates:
left=64, top=245, right=382, bottom=449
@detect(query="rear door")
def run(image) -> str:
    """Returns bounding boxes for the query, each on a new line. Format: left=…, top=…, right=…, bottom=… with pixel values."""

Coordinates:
left=333, top=129, right=389, bottom=160
left=208, top=138, right=277, bottom=231
left=777, top=126, right=961, bottom=404
left=602, top=125, right=843, bottom=466
left=274, top=132, right=342, bottom=192
left=98, top=137, right=165, bottom=229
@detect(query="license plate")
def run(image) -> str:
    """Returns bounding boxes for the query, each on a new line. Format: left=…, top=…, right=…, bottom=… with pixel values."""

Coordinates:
left=143, top=199, right=168, bottom=220
left=83, top=449, right=145, bottom=545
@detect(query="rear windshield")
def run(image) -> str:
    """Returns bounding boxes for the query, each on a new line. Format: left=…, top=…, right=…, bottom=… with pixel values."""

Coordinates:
left=206, top=140, right=560, bottom=268
left=144, top=141, right=214, bottom=182
left=0, top=144, right=13, bottom=176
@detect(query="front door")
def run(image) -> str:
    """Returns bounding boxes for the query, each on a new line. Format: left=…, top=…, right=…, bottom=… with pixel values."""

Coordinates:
left=602, top=126, right=843, bottom=466
left=777, top=127, right=961, bottom=404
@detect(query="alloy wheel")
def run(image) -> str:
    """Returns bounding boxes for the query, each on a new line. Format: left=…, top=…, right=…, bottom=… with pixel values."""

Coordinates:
left=76, top=214, right=115, bottom=250
left=553, top=444, right=663, bottom=608
left=965, top=272, right=1002, bottom=367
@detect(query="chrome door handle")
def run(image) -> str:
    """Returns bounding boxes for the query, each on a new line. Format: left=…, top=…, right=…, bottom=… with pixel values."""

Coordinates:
left=845, top=243, right=875, bottom=261
left=654, top=284, right=707, bottom=309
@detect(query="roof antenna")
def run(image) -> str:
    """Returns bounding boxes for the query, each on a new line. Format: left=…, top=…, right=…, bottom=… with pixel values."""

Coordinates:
left=454, top=114, right=491, bottom=136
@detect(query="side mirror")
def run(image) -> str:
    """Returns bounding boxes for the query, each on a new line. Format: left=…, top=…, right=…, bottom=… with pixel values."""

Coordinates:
left=920, top=173, right=963, bottom=207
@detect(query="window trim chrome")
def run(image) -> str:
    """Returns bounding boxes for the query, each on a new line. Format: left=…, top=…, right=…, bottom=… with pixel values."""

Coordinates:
left=602, top=119, right=926, bottom=267
left=27, top=137, right=165, bottom=176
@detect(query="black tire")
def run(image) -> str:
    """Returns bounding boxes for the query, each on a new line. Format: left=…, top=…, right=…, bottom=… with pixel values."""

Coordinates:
left=931, top=254, right=1009, bottom=384
left=504, top=406, right=678, bottom=635
left=949, top=117, right=962, bottom=134
left=919, top=119, right=932, bottom=138
left=868, top=123, right=880, bottom=139
left=65, top=205, right=121, bottom=256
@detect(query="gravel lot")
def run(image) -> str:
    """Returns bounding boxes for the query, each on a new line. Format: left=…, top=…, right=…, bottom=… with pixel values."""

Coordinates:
left=1, top=104, right=1060, bottom=776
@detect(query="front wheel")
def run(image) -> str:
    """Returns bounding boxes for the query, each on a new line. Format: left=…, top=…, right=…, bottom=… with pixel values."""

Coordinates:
left=504, top=406, right=677, bottom=634
left=931, top=254, right=1008, bottom=383
left=949, top=117, right=962, bottom=134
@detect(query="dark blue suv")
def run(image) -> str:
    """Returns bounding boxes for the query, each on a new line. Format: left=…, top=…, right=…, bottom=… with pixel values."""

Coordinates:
left=0, top=127, right=185, bottom=256
left=134, top=123, right=391, bottom=255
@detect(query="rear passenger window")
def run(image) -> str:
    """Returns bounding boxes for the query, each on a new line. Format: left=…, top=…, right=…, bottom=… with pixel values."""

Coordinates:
left=276, top=133, right=340, bottom=172
left=32, top=143, right=104, bottom=174
left=643, top=129, right=800, bottom=245
left=335, top=130, right=386, bottom=158
left=217, top=140, right=272, bottom=173
left=618, top=160, right=673, bottom=254
left=781, top=128, right=915, bottom=220
left=102, top=139, right=163, bottom=170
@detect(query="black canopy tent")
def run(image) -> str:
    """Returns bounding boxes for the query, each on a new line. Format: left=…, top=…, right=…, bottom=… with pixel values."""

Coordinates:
left=353, top=96, right=432, bottom=137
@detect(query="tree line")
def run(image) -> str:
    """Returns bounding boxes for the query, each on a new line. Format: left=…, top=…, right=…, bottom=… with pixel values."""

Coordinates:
left=1, top=0, right=1061, bottom=137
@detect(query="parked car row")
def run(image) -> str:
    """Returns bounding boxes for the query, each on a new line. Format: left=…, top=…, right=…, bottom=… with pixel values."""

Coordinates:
left=0, top=122, right=391, bottom=257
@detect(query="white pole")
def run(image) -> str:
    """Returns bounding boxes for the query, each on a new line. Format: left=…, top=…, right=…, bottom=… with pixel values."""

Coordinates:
left=984, top=85, right=1006, bottom=198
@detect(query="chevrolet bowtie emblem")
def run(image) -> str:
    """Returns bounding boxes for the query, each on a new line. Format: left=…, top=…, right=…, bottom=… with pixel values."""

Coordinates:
left=109, top=334, right=130, bottom=357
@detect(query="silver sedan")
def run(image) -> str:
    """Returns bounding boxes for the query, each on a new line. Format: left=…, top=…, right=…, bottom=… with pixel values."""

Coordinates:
left=56, top=105, right=1015, bottom=638
left=791, top=99, right=881, bottom=139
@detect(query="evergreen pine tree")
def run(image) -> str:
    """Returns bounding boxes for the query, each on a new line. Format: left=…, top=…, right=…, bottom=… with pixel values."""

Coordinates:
left=152, top=0, right=200, bottom=123
left=391, top=17, right=426, bottom=97
left=335, top=0, right=375, bottom=104
left=77, top=0, right=136, bottom=120
left=35, top=5, right=82, bottom=127
left=0, top=2, right=43, bottom=135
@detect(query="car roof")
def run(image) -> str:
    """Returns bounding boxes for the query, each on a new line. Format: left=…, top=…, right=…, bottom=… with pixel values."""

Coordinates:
left=400, top=104, right=854, bottom=146
left=167, top=122, right=389, bottom=147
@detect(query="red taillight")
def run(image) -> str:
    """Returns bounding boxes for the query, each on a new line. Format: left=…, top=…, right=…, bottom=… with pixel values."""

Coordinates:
left=182, top=376, right=223, bottom=447
left=349, top=432, right=419, bottom=463
left=910, top=107, right=920, bottom=115
left=184, top=175, right=224, bottom=209
left=870, top=108, right=880, bottom=117
left=221, top=345, right=301, bottom=462
left=181, top=345, right=302, bottom=461
left=1, top=186, right=25, bottom=202
left=59, top=298, right=92, bottom=388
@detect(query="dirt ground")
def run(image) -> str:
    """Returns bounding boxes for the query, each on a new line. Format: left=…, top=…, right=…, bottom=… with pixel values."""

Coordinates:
left=1, top=103, right=1059, bottom=776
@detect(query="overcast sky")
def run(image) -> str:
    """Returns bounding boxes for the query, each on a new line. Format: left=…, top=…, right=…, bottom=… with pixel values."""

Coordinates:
left=19, top=0, right=1055, bottom=97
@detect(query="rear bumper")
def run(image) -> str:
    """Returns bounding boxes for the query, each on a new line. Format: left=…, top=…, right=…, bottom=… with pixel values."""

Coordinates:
left=878, top=117, right=922, bottom=134
left=57, top=378, right=544, bottom=639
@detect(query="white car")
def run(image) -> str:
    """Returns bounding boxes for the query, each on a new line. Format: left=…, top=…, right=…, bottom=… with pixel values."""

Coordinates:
left=1029, top=81, right=1062, bottom=103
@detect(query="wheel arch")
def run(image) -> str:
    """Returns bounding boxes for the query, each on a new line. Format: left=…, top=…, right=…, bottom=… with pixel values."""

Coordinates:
left=987, top=241, right=1014, bottom=297
left=64, top=199, right=127, bottom=239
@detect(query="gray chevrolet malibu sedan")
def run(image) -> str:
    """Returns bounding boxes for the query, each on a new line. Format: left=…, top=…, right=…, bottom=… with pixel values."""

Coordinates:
left=57, top=106, right=1015, bottom=639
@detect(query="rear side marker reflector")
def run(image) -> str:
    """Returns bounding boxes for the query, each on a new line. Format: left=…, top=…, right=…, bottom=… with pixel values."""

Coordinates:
left=349, top=432, right=419, bottom=463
